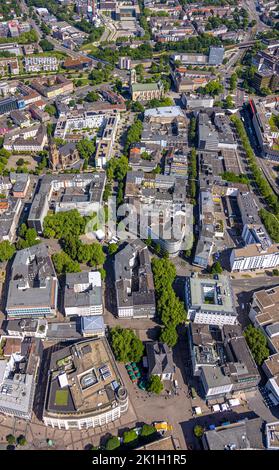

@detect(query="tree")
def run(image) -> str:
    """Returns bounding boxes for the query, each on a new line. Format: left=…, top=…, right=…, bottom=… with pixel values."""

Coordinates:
left=198, top=80, right=223, bottom=97
left=260, top=87, right=272, bottom=96
left=151, top=258, right=176, bottom=293
left=44, top=104, right=56, bottom=116
left=229, top=73, right=237, bottom=92
left=106, top=155, right=129, bottom=182
left=124, top=120, right=143, bottom=153
left=0, top=241, right=15, bottom=262
left=17, top=228, right=40, bottom=250
left=39, top=39, right=54, bottom=51
left=85, top=91, right=99, bottom=102
left=147, top=375, right=164, bottom=395
left=16, top=158, right=24, bottom=167
left=158, top=288, right=187, bottom=327
left=105, top=436, right=120, bottom=451
left=43, top=210, right=86, bottom=240
left=6, top=434, right=16, bottom=445
left=193, top=425, right=204, bottom=439
left=110, top=326, right=144, bottom=363
left=123, top=429, right=138, bottom=445
left=224, top=95, right=234, bottom=109
left=17, top=435, right=27, bottom=446
left=108, top=243, right=118, bottom=255
left=160, top=325, right=178, bottom=348
left=76, top=138, right=95, bottom=162
left=140, top=424, right=156, bottom=438
left=52, top=251, right=81, bottom=274
left=211, top=261, right=222, bottom=274
left=244, top=324, right=269, bottom=365
left=131, top=101, right=144, bottom=113
left=103, top=183, right=112, bottom=202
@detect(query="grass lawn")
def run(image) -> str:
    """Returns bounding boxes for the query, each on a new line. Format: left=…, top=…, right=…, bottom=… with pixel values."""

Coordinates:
left=55, top=389, right=69, bottom=406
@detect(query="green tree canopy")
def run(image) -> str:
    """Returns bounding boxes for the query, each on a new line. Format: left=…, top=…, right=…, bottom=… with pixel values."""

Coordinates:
left=147, top=375, right=164, bottom=395
left=52, top=251, right=81, bottom=274
left=105, top=436, right=120, bottom=451
left=160, top=325, right=178, bottom=348
left=106, top=155, right=129, bottom=182
left=43, top=210, right=86, bottom=240
left=194, top=425, right=204, bottom=439
left=39, top=38, right=54, bottom=51
left=211, top=261, right=223, bottom=274
left=140, top=424, right=156, bottom=437
left=123, top=429, right=138, bottom=445
left=6, top=434, right=15, bottom=445
left=0, top=240, right=15, bottom=262
left=108, top=243, right=118, bottom=255
left=244, top=324, right=269, bottom=365
left=110, top=326, right=144, bottom=363
left=76, top=138, right=96, bottom=161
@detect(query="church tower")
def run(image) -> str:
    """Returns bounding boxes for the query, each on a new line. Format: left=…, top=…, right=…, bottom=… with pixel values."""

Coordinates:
left=49, top=140, right=60, bottom=170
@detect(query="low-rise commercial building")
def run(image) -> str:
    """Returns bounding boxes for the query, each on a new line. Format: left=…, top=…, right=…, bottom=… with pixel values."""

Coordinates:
left=230, top=243, right=279, bottom=271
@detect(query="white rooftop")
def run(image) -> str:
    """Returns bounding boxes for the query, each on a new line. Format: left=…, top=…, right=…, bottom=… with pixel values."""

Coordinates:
left=145, top=106, right=184, bottom=119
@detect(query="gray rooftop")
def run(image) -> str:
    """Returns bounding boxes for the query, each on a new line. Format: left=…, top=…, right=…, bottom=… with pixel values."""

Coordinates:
left=6, top=243, right=57, bottom=314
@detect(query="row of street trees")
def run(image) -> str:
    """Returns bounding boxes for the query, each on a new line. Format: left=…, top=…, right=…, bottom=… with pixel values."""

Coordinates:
left=152, top=258, right=187, bottom=347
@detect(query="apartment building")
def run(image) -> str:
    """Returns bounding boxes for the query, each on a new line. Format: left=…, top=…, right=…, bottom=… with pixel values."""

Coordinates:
left=64, top=271, right=103, bottom=317
left=3, top=123, right=47, bottom=153
left=24, top=57, right=59, bottom=73
left=249, top=286, right=279, bottom=355
left=193, top=190, right=215, bottom=269
left=0, top=57, right=19, bottom=76
left=6, top=244, right=59, bottom=318
left=31, top=75, right=73, bottom=99
left=54, top=110, right=119, bottom=141
left=185, top=273, right=237, bottom=326
left=202, top=418, right=265, bottom=450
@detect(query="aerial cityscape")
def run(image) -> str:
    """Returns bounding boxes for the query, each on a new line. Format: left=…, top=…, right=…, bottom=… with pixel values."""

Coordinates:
left=0, top=0, right=278, bottom=454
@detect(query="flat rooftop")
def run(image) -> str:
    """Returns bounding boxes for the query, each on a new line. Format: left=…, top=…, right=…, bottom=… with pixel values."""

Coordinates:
left=186, top=274, right=235, bottom=315
left=45, top=338, right=126, bottom=419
